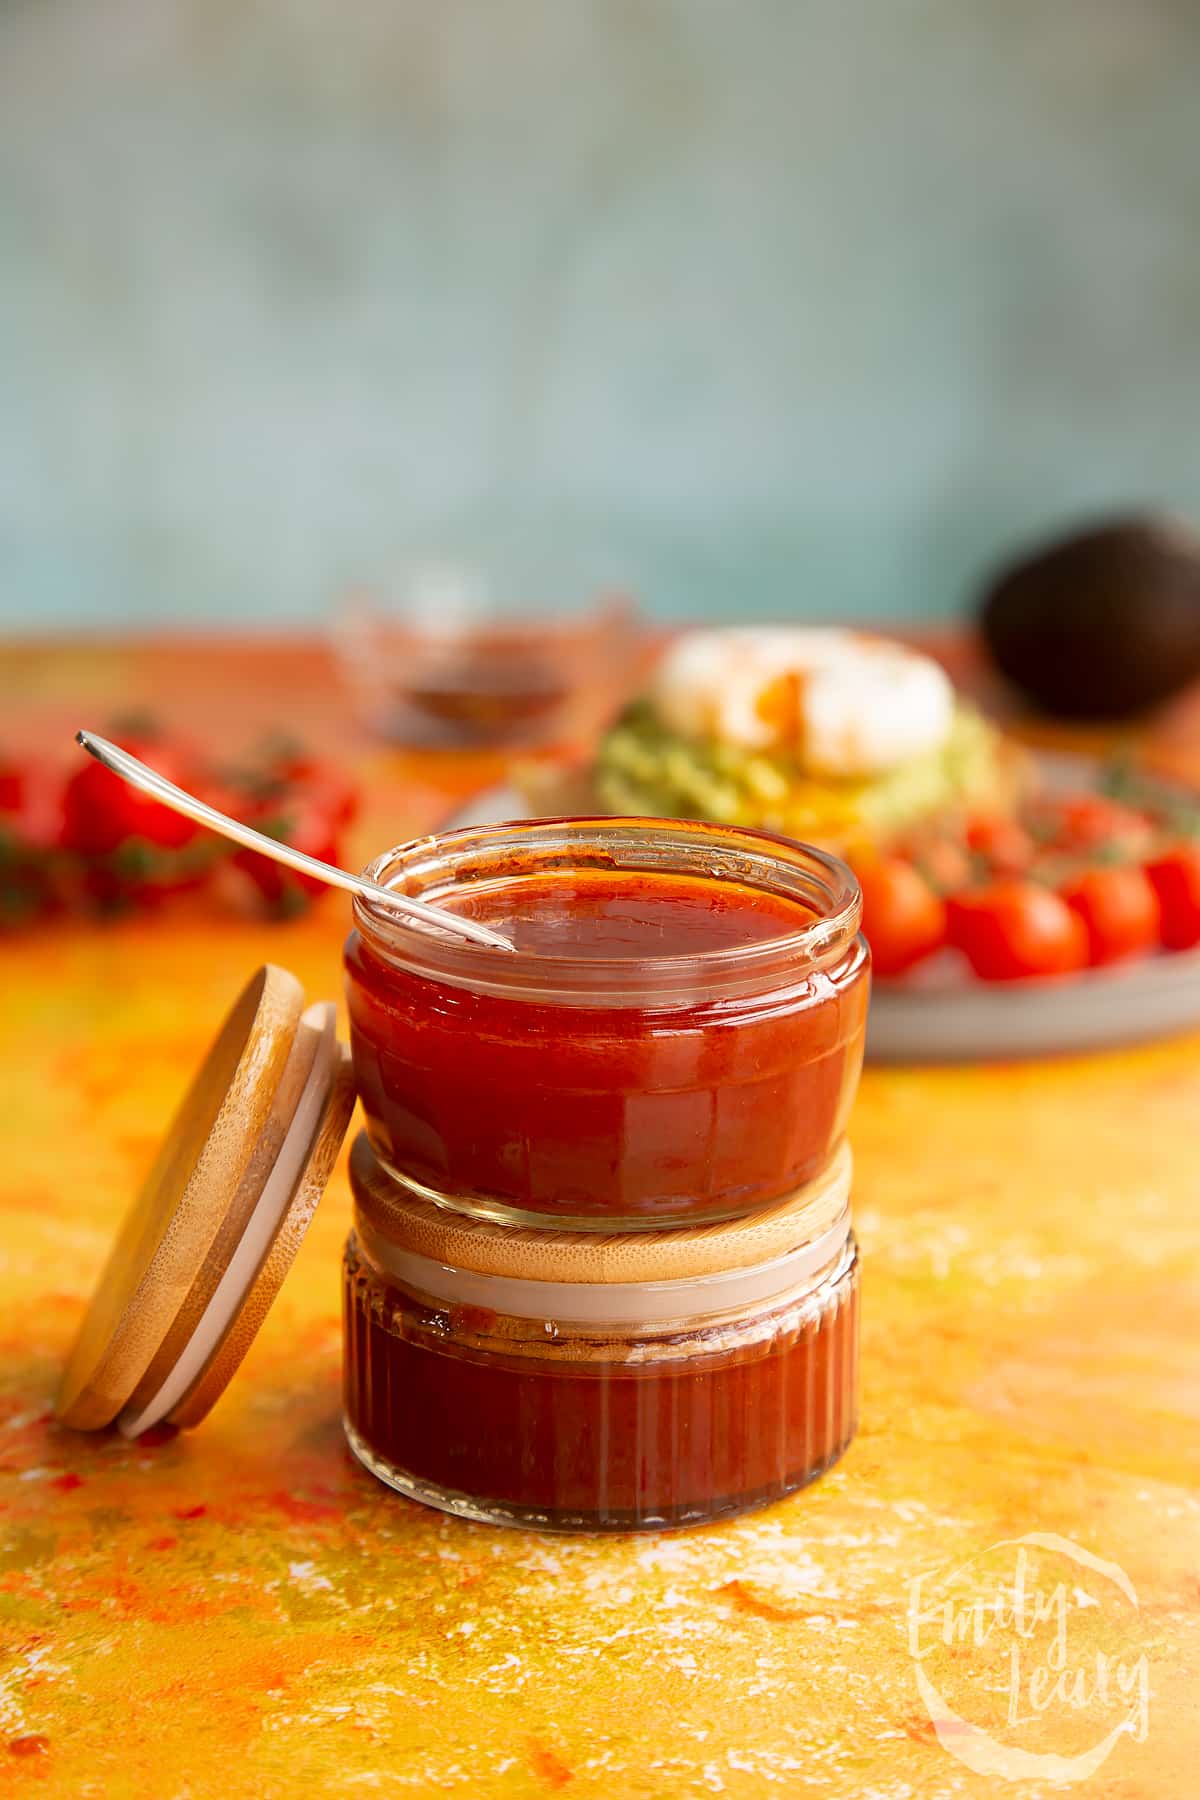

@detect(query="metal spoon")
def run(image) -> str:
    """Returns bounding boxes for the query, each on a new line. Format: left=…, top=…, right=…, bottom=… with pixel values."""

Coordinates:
left=74, top=730, right=515, bottom=953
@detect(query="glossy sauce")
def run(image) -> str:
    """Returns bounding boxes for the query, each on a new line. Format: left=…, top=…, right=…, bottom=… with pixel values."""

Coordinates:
left=342, top=1233, right=859, bottom=1530
left=443, top=869, right=814, bottom=956
left=345, top=864, right=868, bottom=1227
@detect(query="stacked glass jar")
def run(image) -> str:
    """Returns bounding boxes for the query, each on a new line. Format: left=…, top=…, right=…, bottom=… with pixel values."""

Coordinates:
left=342, top=819, right=868, bottom=1531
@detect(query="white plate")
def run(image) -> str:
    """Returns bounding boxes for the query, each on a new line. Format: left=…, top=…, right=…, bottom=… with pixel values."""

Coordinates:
left=439, top=774, right=1200, bottom=1061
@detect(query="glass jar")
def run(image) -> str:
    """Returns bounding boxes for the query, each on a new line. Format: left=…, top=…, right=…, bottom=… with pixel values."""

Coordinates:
left=344, top=818, right=868, bottom=1230
left=343, top=1133, right=859, bottom=1531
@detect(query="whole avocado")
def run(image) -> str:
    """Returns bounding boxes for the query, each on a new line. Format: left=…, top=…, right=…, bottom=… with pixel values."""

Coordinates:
left=980, top=515, right=1200, bottom=719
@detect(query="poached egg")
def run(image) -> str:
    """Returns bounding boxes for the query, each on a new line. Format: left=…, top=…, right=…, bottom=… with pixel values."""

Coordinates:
left=650, top=628, right=956, bottom=779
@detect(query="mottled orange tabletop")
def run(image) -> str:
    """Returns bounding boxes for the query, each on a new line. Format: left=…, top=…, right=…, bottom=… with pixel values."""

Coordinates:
left=0, top=640, right=1197, bottom=1799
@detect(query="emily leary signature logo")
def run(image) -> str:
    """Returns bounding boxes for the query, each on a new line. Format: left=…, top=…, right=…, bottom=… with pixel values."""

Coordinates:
left=905, top=1532, right=1150, bottom=1782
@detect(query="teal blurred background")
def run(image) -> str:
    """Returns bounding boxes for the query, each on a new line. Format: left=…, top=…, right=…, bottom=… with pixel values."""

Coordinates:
left=3, top=0, right=1200, bottom=632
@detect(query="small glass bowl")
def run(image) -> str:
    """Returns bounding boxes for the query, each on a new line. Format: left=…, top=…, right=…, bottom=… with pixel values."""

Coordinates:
left=333, top=534, right=638, bottom=748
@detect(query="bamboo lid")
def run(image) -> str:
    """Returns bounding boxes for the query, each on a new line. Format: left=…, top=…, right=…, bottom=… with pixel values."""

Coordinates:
left=349, top=1133, right=852, bottom=1285
left=57, top=966, right=355, bottom=1435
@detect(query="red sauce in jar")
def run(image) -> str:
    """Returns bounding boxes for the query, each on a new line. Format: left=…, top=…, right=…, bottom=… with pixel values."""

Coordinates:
left=440, top=867, right=814, bottom=956
left=345, top=825, right=868, bottom=1229
left=342, top=1232, right=859, bottom=1532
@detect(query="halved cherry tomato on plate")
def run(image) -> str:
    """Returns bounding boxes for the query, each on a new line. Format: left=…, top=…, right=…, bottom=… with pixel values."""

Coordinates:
left=946, top=880, right=1088, bottom=981
left=1059, top=865, right=1160, bottom=967
left=854, top=856, right=946, bottom=978
left=1145, top=845, right=1200, bottom=951
left=899, top=833, right=973, bottom=894
left=965, top=815, right=1036, bottom=875
left=1029, top=794, right=1154, bottom=858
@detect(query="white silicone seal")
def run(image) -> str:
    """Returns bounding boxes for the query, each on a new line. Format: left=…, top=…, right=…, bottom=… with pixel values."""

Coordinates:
left=353, top=1206, right=851, bottom=1328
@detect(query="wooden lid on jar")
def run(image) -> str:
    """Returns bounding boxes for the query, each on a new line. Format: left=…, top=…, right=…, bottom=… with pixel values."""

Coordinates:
left=349, top=1132, right=852, bottom=1285
left=57, top=966, right=356, bottom=1435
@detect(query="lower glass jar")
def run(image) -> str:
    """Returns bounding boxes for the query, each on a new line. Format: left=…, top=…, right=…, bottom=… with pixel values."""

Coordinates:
left=344, top=1133, right=860, bottom=1532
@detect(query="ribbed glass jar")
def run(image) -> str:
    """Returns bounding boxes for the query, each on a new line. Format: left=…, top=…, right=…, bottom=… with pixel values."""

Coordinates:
left=344, top=817, right=868, bottom=1230
left=343, top=1134, right=860, bottom=1532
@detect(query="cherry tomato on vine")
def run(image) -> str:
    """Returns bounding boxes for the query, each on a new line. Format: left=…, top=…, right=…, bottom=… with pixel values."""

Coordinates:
left=0, top=760, right=26, bottom=815
left=244, top=746, right=360, bottom=828
left=232, top=787, right=344, bottom=912
left=60, top=733, right=202, bottom=856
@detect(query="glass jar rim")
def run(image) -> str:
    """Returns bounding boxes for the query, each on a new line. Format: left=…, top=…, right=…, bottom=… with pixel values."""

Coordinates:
left=352, top=817, right=863, bottom=1005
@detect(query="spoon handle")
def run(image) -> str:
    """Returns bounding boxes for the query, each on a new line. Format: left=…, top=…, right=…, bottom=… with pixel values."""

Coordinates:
left=75, top=731, right=514, bottom=953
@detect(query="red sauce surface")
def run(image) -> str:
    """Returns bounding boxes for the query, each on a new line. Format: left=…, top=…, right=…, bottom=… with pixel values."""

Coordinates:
left=345, top=866, right=868, bottom=1226
left=342, top=1237, right=859, bottom=1530
left=443, top=869, right=815, bottom=956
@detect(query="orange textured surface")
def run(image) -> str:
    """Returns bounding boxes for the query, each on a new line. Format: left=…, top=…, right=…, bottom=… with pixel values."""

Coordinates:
left=0, top=640, right=1198, bottom=1799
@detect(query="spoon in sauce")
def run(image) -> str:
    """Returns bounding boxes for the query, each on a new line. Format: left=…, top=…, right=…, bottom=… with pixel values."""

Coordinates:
left=74, top=730, right=515, bottom=953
